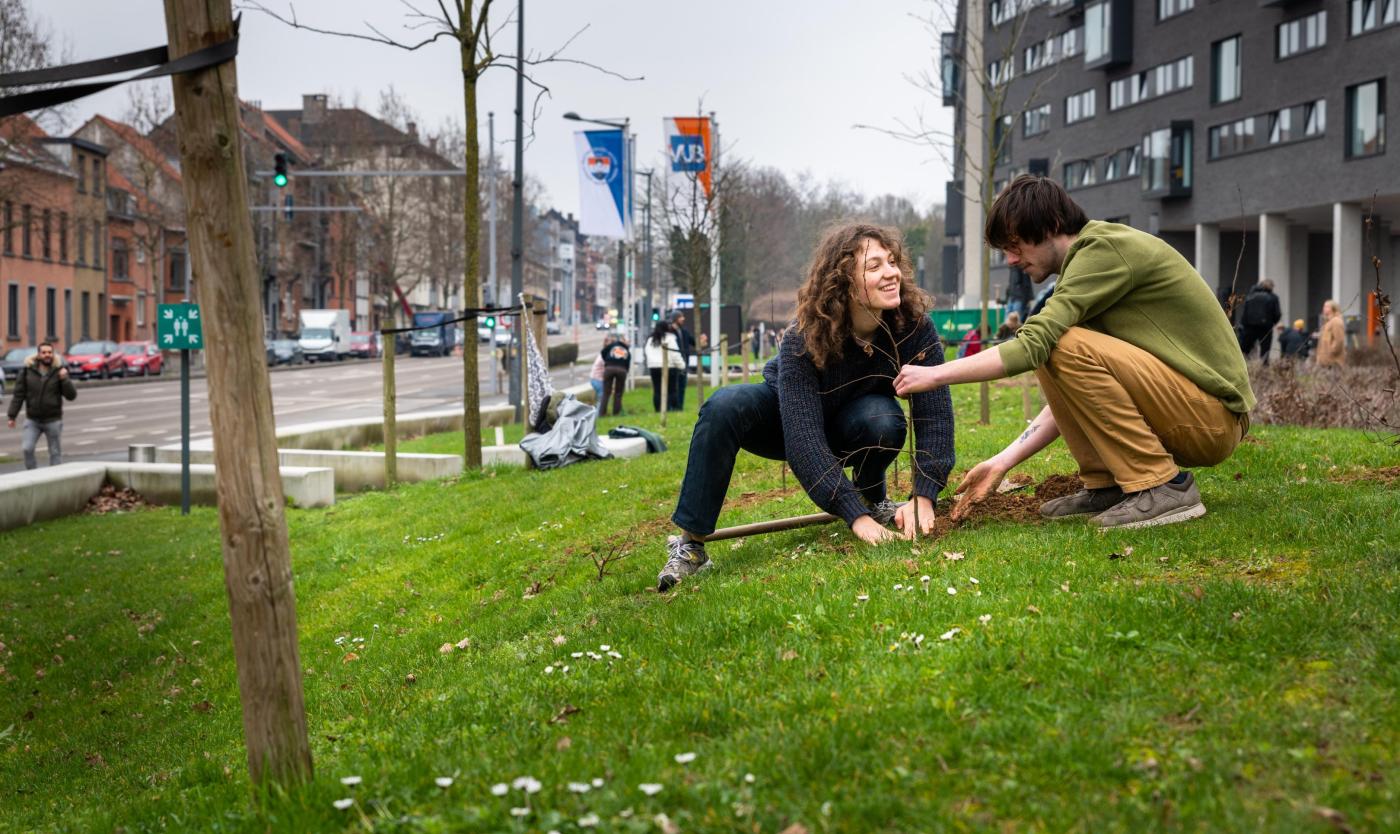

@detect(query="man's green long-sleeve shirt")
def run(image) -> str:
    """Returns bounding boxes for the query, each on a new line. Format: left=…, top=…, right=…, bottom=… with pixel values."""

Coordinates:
left=998, top=220, right=1256, bottom=414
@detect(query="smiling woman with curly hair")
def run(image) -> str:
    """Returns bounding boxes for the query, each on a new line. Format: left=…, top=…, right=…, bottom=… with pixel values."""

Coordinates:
left=656, top=222, right=956, bottom=592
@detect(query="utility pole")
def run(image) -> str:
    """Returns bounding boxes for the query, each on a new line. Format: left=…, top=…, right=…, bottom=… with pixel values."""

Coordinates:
left=509, top=0, right=525, bottom=422
left=161, top=0, right=311, bottom=787
left=488, top=111, right=500, bottom=392
left=709, top=112, right=722, bottom=387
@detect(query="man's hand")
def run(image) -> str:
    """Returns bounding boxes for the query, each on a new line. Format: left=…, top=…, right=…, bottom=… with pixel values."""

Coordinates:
left=6, top=419, right=14, bottom=429
left=894, top=495, right=936, bottom=538
left=893, top=363, right=940, bottom=397
left=851, top=515, right=897, bottom=545
left=57, top=367, right=68, bottom=380
left=950, top=457, right=1013, bottom=521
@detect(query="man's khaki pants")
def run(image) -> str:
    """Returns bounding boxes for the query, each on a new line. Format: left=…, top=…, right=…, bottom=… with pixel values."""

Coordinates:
left=1034, top=328, right=1248, bottom=493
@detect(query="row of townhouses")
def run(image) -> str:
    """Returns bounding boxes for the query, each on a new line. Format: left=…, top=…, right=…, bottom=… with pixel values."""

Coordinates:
left=1, top=93, right=614, bottom=355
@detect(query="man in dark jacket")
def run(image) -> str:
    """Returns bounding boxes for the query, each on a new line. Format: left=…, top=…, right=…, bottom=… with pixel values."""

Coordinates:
left=6, top=342, right=78, bottom=469
left=598, top=333, right=631, bottom=417
left=1278, top=319, right=1310, bottom=360
left=1238, top=279, right=1283, bottom=363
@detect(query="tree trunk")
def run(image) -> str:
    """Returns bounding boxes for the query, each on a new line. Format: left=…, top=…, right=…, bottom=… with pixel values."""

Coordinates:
left=162, top=0, right=312, bottom=786
left=459, top=56, right=483, bottom=469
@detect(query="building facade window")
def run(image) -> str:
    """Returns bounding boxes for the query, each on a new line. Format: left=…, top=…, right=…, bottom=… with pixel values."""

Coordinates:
left=1063, top=159, right=1098, bottom=189
left=1024, top=41, right=1048, bottom=73
left=64, top=289, right=71, bottom=345
left=5, top=284, right=17, bottom=339
left=45, top=287, right=56, bottom=341
left=1085, top=0, right=1111, bottom=63
left=81, top=292, right=90, bottom=340
left=94, top=223, right=104, bottom=268
left=169, top=250, right=187, bottom=292
left=1208, top=117, right=1260, bottom=158
left=1110, top=56, right=1192, bottom=110
left=20, top=205, right=32, bottom=257
left=1142, top=123, right=1193, bottom=196
left=1023, top=104, right=1052, bottom=136
left=1212, top=36, right=1242, bottom=104
left=77, top=155, right=86, bottom=193
left=1060, top=27, right=1082, bottom=60
left=1350, top=0, right=1399, bottom=35
left=1103, top=146, right=1140, bottom=180
left=1346, top=79, right=1386, bottom=157
left=112, top=239, right=129, bottom=281
left=1158, top=0, right=1193, bottom=21
left=41, top=209, right=51, bottom=260
left=77, top=221, right=87, bottom=266
left=989, top=58, right=1016, bottom=86
left=2, top=202, right=11, bottom=254
left=1279, top=11, right=1327, bottom=58
left=59, top=213, right=67, bottom=262
left=137, top=291, right=146, bottom=327
left=1066, top=89, right=1097, bottom=124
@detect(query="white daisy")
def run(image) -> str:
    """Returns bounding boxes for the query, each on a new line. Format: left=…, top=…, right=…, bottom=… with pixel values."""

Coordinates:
left=639, top=783, right=664, bottom=796
left=332, top=798, right=354, bottom=810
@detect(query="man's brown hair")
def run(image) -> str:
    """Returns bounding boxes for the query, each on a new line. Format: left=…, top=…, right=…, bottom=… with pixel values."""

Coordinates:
left=984, top=174, right=1090, bottom=250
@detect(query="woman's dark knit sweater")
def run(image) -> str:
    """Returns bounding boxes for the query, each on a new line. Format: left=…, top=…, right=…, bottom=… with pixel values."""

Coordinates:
left=761, top=315, right=956, bottom=525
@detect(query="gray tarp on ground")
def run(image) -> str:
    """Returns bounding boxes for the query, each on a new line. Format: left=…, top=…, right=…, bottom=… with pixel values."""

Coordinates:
left=518, top=396, right=613, bottom=470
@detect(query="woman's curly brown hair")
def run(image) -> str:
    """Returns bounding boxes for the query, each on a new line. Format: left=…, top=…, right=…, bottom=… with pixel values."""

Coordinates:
left=794, top=222, right=931, bottom=370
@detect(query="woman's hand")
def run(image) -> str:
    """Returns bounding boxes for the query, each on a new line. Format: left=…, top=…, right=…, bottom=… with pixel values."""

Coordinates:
left=893, top=363, right=940, bottom=397
left=851, top=515, right=897, bottom=545
left=950, top=457, right=1012, bottom=521
left=894, top=496, right=936, bottom=538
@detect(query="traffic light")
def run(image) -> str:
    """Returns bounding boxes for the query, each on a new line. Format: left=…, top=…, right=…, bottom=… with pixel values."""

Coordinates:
left=651, top=307, right=660, bottom=322
left=484, top=315, right=496, bottom=329
left=273, top=153, right=289, bottom=188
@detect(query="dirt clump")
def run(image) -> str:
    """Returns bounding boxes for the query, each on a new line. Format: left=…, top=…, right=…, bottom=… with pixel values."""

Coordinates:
left=85, top=484, right=155, bottom=514
left=1328, top=466, right=1400, bottom=486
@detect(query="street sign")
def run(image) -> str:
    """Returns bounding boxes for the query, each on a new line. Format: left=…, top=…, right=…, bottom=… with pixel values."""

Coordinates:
left=158, top=303, right=204, bottom=350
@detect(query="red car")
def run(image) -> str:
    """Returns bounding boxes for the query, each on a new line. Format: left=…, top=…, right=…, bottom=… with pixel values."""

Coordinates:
left=119, top=341, right=164, bottom=376
left=349, top=331, right=380, bottom=359
left=65, top=340, right=128, bottom=379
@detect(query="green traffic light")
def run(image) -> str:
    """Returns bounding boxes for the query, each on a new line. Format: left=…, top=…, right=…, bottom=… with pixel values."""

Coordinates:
left=273, top=173, right=288, bottom=188
left=485, top=316, right=496, bottom=328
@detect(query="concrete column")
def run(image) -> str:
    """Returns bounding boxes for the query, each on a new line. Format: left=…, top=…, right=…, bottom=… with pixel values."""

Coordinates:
left=959, top=0, right=986, bottom=310
left=1332, top=202, right=1363, bottom=315
left=1286, top=225, right=1308, bottom=328
left=1259, top=214, right=1290, bottom=356
left=1194, top=223, right=1220, bottom=289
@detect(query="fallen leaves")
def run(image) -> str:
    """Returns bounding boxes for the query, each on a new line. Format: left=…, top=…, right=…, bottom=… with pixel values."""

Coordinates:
left=548, top=704, right=581, bottom=725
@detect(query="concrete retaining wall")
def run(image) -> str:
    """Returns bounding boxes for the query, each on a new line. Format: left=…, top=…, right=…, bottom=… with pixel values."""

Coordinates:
left=153, top=446, right=461, bottom=492
left=103, top=462, right=336, bottom=509
left=0, top=463, right=108, bottom=531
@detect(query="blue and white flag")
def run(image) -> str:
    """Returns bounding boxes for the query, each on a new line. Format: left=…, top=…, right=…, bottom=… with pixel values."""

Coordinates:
left=574, top=129, right=629, bottom=239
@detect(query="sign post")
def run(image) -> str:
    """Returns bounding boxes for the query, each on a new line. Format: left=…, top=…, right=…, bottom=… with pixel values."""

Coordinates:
left=158, top=303, right=204, bottom=514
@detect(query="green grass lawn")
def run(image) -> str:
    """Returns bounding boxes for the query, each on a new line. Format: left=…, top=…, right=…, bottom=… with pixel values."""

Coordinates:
left=2, top=380, right=1398, bottom=833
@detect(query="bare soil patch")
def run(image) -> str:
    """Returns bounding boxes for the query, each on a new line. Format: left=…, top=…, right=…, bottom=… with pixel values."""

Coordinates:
left=1328, top=466, right=1400, bottom=487
left=85, top=485, right=155, bottom=515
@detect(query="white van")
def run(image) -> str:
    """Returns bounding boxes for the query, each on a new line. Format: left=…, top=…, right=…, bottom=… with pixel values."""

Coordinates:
left=298, top=309, right=352, bottom=362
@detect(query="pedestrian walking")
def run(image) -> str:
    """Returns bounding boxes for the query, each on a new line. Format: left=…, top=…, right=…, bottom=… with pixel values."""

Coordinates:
left=1238, top=279, right=1283, bottom=362
left=657, top=222, right=955, bottom=591
left=598, top=332, right=632, bottom=416
left=897, top=175, right=1254, bottom=530
left=644, top=321, right=685, bottom=411
left=750, top=324, right=761, bottom=360
left=6, top=342, right=77, bottom=469
left=1315, top=300, right=1346, bottom=367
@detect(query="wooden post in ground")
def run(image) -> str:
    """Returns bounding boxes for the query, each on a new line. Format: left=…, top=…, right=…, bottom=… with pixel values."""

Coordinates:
left=162, top=0, right=311, bottom=786
left=383, top=334, right=397, bottom=485
left=519, top=299, right=530, bottom=427
left=718, top=336, right=728, bottom=387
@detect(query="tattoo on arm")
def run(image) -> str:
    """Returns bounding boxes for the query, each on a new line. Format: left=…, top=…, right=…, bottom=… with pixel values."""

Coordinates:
left=1017, top=423, right=1039, bottom=443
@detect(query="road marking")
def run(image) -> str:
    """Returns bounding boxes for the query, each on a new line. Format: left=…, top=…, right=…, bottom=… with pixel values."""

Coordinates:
left=164, top=434, right=183, bottom=441
left=89, top=414, right=127, bottom=423
left=74, top=440, right=96, bottom=446
left=115, top=434, right=135, bottom=439
left=81, top=426, right=116, bottom=433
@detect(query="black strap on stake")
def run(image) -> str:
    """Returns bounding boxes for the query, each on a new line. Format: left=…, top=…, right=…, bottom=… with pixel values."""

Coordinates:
left=0, top=17, right=241, bottom=118
left=379, top=306, right=527, bottom=335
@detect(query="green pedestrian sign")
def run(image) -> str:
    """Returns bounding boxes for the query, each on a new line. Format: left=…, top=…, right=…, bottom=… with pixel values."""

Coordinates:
left=158, top=303, right=204, bottom=350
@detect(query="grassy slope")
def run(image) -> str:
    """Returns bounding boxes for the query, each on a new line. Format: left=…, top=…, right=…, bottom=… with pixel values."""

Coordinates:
left=1, top=380, right=1397, bottom=833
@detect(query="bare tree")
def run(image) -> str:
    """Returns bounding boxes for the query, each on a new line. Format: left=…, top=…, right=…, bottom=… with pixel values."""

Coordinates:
left=122, top=80, right=173, bottom=135
left=0, top=0, right=74, bottom=133
left=246, top=0, right=638, bottom=470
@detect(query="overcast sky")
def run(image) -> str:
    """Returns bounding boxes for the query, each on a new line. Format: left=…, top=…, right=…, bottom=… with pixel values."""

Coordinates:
left=39, top=0, right=954, bottom=213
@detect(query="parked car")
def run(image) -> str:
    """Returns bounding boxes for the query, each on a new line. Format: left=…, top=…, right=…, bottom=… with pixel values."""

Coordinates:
left=118, top=341, right=164, bottom=376
left=267, top=339, right=305, bottom=366
left=546, top=319, right=562, bottom=335
left=349, top=331, right=381, bottom=359
left=1, top=346, right=37, bottom=395
left=65, top=340, right=127, bottom=379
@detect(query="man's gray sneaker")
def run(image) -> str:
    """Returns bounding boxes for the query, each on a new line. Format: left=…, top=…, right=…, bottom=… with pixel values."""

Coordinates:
left=657, top=536, right=711, bottom=592
left=1039, top=485, right=1124, bottom=518
left=1090, top=473, right=1206, bottom=530
left=867, top=499, right=902, bottom=527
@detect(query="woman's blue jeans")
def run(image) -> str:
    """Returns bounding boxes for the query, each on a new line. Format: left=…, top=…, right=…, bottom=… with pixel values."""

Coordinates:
left=671, top=382, right=906, bottom=536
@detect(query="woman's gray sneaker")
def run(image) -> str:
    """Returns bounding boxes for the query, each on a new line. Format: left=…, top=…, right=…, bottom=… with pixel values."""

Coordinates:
left=1090, top=473, right=1205, bottom=530
left=657, top=536, right=711, bottom=592
left=1039, top=486, right=1125, bottom=518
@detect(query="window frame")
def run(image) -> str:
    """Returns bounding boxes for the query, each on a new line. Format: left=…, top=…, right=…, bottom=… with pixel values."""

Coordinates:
left=1278, top=10, right=1327, bottom=60
left=1345, top=78, right=1386, bottom=159
left=1211, top=35, right=1242, bottom=105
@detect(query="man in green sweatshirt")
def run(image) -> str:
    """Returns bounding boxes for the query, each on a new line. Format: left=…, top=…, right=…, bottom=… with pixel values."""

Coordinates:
left=894, top=175, right=1254, bottom=529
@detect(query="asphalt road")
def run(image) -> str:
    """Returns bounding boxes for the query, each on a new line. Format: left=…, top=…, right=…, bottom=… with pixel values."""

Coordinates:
left=1, top=330, right=608, bottom=473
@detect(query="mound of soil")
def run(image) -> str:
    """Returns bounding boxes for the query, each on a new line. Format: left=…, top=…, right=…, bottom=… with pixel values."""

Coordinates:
left=1328, top=465, right=1400, bottom=486
left=85, top=484, right=155, bottom=514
